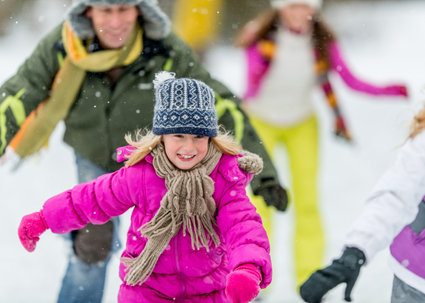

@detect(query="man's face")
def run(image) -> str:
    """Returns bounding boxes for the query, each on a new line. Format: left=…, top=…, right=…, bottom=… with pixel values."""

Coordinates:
left=85, top=5, right=139, bottom=49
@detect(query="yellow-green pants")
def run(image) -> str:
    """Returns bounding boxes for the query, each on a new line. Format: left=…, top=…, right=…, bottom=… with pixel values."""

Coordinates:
left=249, top=115, right=324, bottom=287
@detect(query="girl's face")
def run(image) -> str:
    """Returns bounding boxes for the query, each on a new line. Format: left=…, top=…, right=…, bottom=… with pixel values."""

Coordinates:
left=278, top=4, right=316, bottom=34
left=162, top=134, right=209, bottom=170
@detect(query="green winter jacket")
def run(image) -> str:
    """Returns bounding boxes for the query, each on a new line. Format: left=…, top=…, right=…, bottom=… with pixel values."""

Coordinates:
left=0, top=22, right=279, bottom=193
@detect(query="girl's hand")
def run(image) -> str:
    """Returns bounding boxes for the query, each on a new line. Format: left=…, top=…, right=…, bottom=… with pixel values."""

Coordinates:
left=18, top=210, right=48, bottom=252
left=225, top=263, right=262, bottom=303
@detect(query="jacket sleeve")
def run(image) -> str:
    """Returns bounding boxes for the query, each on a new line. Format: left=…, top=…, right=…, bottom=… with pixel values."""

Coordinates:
left=165, top=32, right=282, bottom=194
left=243, top=44, right=270, bottom=100
left=0, top=23, right=62, bottom=155
left=344, top=130, right=425, bottom=262
left=42, top=167, right=136, bottom=234
left=329, top=42, right=407, bottom=97
left=216, top=176, right=272, bottom=288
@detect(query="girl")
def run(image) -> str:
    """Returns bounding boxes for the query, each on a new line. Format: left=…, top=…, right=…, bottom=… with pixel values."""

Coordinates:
left=17, top=72, right=272, bottom=303
left=300, top=108, right=425, bottom=302
left=235, top=0, right=408, bottom=287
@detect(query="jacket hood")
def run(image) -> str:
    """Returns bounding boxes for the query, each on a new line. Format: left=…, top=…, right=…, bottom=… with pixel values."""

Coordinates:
left=66, top=0, right=171, bottom=40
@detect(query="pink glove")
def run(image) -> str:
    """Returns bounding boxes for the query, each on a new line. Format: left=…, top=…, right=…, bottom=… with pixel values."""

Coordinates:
left=382, top=85, right=408, bottom=97
left=225, top=263, right=262, bottom=303
left=18, top=210, right=48, bottom=252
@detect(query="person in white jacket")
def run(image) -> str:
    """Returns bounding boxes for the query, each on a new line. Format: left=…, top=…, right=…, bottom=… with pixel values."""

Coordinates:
left=299, top=109, right=425, bottom=302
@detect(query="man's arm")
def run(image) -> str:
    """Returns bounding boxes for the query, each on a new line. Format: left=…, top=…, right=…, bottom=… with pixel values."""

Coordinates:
left=0, top=23, right=62, bottom=155
left=164, top=32, right=288, bottom=210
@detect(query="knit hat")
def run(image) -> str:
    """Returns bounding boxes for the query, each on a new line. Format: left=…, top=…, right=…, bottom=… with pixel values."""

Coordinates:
left=66, top=0, right=170, bottom=40
left=152, top=72, right=218, bottom=137
left=270, top=0, right=322, bottom=9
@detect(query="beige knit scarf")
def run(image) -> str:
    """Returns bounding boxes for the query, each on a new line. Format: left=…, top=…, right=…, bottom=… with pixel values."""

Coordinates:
left=122, top=142, right=223, bottom=286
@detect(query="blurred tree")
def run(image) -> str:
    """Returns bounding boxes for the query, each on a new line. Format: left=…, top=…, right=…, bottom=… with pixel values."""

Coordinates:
left=160, top=0, right=406, bottom=53
left=1, top=0, right=402, bottom=39
left=0, top=0, right=72, bottom=37
left=160, top=0, right=270, bottom=52
left=0, top=0, right=34, bottom=36
left=222, top=0, right=271, bottom=45
left=171, top=0, right=224, bottom=53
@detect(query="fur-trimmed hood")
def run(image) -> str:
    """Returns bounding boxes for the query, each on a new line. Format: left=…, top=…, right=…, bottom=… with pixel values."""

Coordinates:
left=66, top=0, right=171, bottom=40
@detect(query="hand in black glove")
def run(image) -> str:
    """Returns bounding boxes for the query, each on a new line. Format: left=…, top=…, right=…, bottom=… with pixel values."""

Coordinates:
left=255, top=184, right=289, bottom=212
left=300, top=247, right=366, bottom=303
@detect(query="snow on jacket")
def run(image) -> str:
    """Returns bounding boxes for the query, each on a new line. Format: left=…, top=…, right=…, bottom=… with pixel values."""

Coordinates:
left=42, top=149, right=272, bottom=302
left=344, top=130, right=425, bottom=293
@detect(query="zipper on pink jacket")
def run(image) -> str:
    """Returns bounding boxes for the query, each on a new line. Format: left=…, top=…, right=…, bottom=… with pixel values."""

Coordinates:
left=173, top=233, right=186, bottom=302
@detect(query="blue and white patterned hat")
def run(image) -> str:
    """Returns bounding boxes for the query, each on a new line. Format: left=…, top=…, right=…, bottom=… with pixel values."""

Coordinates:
left=152, top=72, right=218, bottom=137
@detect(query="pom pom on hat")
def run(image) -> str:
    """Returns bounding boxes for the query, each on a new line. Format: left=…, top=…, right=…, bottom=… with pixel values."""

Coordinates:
left=153, top=71, right=176, bottom=89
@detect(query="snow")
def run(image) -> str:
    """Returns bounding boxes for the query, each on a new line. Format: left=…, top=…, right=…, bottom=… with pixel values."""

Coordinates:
left=1, top=1, right=425, bottom=302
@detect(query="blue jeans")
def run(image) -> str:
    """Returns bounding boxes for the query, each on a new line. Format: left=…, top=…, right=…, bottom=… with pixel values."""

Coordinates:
left=57, top=153, right=121, bottom=303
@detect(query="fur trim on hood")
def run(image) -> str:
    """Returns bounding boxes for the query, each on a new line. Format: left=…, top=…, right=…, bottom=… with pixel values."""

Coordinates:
left=66, top=0, right=171, bottom=40
left=238, top=150, right=263, bottom=175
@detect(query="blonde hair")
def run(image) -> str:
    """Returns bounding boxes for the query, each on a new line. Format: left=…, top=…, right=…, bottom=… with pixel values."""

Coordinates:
left=124, top=126, right=242, bottom=167
left=409, top=107, right=425, bottom=138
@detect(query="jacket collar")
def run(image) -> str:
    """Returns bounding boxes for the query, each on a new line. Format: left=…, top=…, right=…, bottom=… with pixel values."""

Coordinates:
left=216, top=153, right=245, bottom=182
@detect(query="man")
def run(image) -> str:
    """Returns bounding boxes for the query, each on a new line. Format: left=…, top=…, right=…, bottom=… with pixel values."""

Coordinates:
left=0, top=1, right=288, bottom=302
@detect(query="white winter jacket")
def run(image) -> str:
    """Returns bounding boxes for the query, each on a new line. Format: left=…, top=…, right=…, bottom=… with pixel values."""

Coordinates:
left=344, top=130, right=425, bottom=292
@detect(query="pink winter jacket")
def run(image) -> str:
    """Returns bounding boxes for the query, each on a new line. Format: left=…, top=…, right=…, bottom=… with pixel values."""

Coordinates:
left=244, top=41, right=408, bottom=100
left=42, top=149, right=272, bottom=303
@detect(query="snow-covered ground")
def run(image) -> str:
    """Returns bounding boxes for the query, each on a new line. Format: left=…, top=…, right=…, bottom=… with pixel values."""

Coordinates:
left=1, top=1, right=425, bottom=302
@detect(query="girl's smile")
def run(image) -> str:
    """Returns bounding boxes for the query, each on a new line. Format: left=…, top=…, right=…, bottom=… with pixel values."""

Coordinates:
left=177, top=154, right=196, bottom=161
left=162, top=134, right=209, bottom=170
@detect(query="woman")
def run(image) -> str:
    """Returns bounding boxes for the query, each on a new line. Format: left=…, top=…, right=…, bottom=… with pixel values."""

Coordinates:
left=236, top=0, right=408, bottom=287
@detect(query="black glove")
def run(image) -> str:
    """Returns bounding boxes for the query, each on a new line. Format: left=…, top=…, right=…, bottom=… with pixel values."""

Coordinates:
left=300, top=247, right=366, bottom=303
left=255, top=184, right=289, bottom=212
